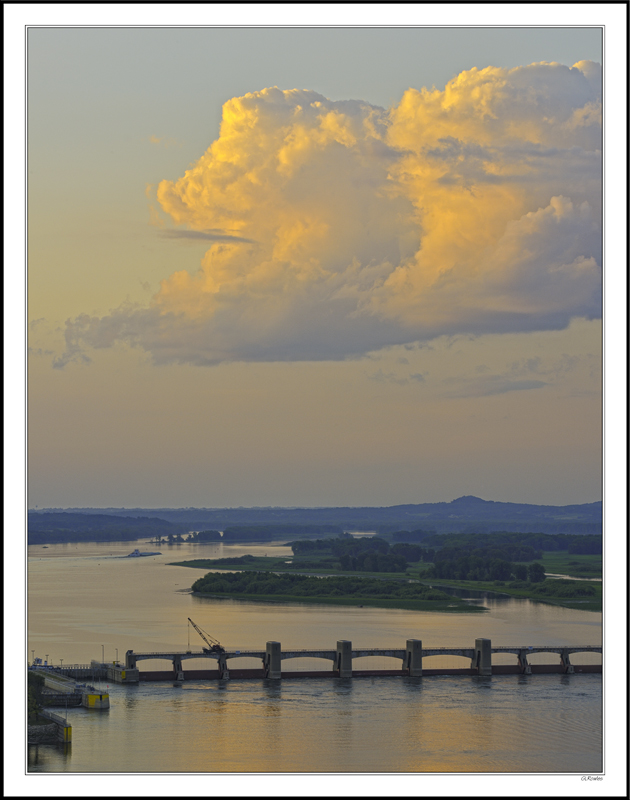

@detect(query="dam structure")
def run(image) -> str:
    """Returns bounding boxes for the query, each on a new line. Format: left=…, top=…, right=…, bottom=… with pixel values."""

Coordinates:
left=30, top=666, right=110, bottom=709
left=117, top=639, right=602, bottom=682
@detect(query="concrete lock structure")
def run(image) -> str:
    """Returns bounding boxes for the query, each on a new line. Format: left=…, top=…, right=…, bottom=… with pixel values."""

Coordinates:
left=108, top=664, right=139, bottom=683
left=42, top=673, right=78, bottom=694
left=474, top=638, right=492, bottom=676
left=335, top=640, right=353, bottom=677
left=82, top=691, right=110, bottom=710
left=38, top=709, right=72, bottom=743
left=32, top=666, right=110, bottom=709
left=405, top=639, right=423, bottom=677
left=264, top=641, right=282, bottom=679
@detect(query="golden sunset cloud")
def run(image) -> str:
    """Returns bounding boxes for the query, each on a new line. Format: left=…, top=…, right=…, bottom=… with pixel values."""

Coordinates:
left=56, top=61, right=601, bottom=367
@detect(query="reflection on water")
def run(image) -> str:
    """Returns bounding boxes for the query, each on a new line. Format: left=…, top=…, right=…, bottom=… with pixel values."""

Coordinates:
left=428, top=583, right=516, bottom=601
left=28, top=743, right=72, bottom=769
left=27, top=674, right=602, bottom=774
left=27, top=540, right=602, bottom=773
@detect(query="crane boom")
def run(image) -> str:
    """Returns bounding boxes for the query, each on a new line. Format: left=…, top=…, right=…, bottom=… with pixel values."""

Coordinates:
left=188, top=618, right=224, bottom=653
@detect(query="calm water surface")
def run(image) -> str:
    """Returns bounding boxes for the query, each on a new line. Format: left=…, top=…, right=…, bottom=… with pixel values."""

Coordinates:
left=27, top=540, right=602, bottom=773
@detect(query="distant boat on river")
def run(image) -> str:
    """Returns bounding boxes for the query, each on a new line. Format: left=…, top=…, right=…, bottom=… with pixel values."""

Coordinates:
left=126, top=549, right=162, bottom=558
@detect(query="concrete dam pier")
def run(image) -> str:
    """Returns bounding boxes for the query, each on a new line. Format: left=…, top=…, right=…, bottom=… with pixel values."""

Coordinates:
left=118, top=639, right=602, bottom=682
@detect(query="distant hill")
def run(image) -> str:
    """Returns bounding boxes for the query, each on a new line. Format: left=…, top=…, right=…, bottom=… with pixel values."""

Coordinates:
left=32, top=497, right=602, bottom=536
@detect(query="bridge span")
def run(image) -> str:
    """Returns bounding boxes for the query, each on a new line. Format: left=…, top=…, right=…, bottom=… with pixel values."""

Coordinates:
left=119, top=639, right=601, bottom=682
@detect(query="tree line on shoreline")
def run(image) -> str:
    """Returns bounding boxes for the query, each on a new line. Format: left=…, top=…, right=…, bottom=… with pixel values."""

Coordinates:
left=290, top=533, right=552, bottom=582
left=29, top=511, right=602, bottom=563
left=289, top=531, right=602, bottom=585
left=190, top=570, right=457, bottom=603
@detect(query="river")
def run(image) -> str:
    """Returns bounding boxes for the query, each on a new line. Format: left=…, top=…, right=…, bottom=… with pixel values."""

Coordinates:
left=25, top=538, right=603, bottom=784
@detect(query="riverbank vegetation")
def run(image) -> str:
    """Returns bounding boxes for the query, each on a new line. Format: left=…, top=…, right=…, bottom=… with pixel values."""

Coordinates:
left=186, top=530, right=221, bottom=542
left=426, top=577, right=601, bottom=612
left=190, top=570, right=483, bottom=612
left=28, top=672, right=49, bottom=724
left=173, top=529, right=601, bottom=610
left=417, top=530, right=601, bottom=553
left=400, top=532, right=600, bottom=582
left=171, top=536, right=431, bottom=579
left=221, top=524, right=343, bottom=542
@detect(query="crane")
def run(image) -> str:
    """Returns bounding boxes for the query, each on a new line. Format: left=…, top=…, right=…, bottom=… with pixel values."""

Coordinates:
left=188, top=617, right=225, bottom=653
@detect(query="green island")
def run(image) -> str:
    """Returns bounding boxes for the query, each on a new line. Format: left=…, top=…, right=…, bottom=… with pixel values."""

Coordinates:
left=171, top=530, right=601, bottom=611
left=187, top=570, right=482, bottom=612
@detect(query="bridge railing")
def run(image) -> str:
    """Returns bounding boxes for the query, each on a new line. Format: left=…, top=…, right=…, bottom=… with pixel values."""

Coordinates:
left=129, top=650, right=207, bottom=658
left=127, top=645, right=601, bottom=657
left=492, top=645, right=601, bottom=651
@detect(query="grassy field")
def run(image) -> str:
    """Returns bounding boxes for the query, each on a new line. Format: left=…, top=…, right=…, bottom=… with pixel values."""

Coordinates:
left=170, top=556, right=431, bottom=582
left=422, top=578, right=601, bottom=612
left=538, top=551, right=602, bottom=579
left=171, top=554, right=601, bottom=582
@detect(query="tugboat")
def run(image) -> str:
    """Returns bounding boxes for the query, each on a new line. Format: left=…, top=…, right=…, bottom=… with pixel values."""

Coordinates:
left=126, top=548, right=162, bottom=557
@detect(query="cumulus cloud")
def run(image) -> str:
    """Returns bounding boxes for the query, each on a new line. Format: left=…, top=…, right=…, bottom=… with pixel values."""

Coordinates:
left=58, top=62, right=602, bottom=367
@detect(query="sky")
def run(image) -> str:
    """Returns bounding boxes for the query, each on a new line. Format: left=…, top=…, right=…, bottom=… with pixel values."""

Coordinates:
left=21, top=18, right=615, bottom=510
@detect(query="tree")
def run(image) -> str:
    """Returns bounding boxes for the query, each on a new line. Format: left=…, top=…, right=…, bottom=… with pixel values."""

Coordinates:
left=513, top=564, right=528, bottom=581
left=528, top=562, right=546, bottom=582
left=489, top=559, right=512, bottom=581
left=28, top=672, right=46, bottom=722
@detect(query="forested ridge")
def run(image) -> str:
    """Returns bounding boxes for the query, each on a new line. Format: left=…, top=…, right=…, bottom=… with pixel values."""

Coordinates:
left=36, top=496, right=602, bottom=535
left=28, top=512, right=188, bottom=544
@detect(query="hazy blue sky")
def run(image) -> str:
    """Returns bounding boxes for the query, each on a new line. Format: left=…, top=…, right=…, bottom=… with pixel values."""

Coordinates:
left=16, top=11, right=621, bottom=509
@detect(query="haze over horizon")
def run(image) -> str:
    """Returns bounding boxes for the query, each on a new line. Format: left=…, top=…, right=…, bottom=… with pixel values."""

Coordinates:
left=27, top=26, right=603, bottom=510
left=30, top=494, right=603, bottom=512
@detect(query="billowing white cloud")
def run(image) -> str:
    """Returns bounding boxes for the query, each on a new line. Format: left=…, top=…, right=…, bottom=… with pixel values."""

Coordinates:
left=57, top=62, right=602, bottom=367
